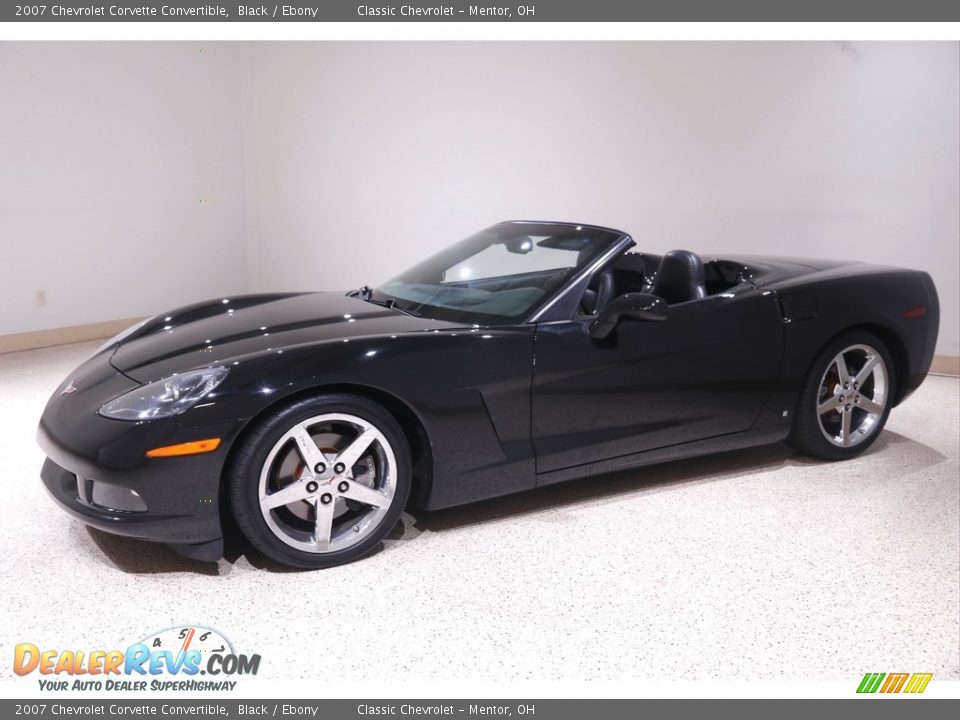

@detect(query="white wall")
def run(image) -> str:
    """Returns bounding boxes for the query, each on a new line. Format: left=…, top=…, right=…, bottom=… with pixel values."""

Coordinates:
left=2, top=42, right=957, bottom=357
left=0, top=42, right=249, bottom=335
left=246, top=42, right=959, bottom=356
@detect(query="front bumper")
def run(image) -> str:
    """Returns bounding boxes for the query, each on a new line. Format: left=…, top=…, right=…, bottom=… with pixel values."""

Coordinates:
left=38, top=419, right=232, bottom=559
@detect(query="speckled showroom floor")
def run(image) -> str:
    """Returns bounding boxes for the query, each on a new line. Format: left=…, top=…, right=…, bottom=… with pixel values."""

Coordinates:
left=0, top=340, right=957, bottom=684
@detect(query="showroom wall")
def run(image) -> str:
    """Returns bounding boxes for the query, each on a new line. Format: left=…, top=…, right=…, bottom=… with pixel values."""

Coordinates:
left=0, top=42, right=249, bottom=336
left=245, top=42, right=959, bottom=357
left=2, top=42, right=957, bottom=358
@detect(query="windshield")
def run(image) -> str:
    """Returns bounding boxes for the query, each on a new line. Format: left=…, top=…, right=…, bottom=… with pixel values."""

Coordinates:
left=375, top=222, right=622, bottom=324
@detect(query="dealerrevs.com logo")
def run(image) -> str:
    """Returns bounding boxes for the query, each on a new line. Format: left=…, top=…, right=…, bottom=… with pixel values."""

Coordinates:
left=14, top=625, right=261, bottom=692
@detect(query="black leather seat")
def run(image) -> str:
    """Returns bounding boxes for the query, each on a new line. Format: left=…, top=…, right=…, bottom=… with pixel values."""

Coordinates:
left=652, top=250, right=707, bottom=304
left=611, top=252, right=652, bottom=295
left=581, top=268, right=615, bottom=315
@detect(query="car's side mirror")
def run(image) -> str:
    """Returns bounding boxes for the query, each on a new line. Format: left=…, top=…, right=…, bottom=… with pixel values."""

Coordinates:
left=589, top=293, right=667, bottom=340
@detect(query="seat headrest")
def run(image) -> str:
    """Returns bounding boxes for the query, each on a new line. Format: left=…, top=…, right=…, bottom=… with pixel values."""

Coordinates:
left=653, top=250, right=707, bottom=304
left=613, top=252, right=649, bottom=278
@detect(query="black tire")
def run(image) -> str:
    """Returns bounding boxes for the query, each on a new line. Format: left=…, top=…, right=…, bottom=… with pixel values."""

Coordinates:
left=228, top=393, right=411, bottom=569
left=788, top=331, right=896, bottom=461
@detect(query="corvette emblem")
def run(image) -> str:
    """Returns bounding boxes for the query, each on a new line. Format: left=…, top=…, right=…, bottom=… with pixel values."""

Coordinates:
left=60, top=382, right=78, bottom=396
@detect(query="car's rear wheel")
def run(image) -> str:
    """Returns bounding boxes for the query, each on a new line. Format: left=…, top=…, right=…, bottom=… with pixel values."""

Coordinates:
left=228, top=394, right=411, bottom=569
left=788, top=332, right=895, bottom=461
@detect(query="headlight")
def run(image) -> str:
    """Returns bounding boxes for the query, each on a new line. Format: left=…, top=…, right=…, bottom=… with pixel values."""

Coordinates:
left=99, top=367, right=229, bottom=421
left=92, top=317, right=152, bottom=357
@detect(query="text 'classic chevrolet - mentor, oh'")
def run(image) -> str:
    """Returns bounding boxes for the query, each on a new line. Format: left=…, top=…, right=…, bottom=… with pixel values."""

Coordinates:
left=38, top=222, right=939, bottom=568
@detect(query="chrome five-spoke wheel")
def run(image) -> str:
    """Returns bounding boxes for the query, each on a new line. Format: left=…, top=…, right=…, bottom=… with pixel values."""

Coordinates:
left=230, top=394, right=411, bottom=568
left=258, top=413, right=397, bottom=553
left=816, top=343, right=889, bottom=448
left=789, top=332, right=895, bottom=461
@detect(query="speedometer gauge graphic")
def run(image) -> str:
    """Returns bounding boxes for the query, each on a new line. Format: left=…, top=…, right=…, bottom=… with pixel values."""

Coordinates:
left=136, top=625, right=234, bottom=665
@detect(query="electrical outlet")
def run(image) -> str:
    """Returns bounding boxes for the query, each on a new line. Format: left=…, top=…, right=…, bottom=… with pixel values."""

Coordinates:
left=36, top=289, right=47, bottom=306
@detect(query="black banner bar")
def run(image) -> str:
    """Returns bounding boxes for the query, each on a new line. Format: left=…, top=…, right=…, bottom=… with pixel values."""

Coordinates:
left=2, top=699, right=960, bottom=719
left=3, top=0, right=960, bottom=23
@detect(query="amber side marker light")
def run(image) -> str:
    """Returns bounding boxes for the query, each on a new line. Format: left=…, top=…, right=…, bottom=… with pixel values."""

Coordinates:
left=903, top=305, right=928, bottom=319
left=146, top=438, right=221, bottom=458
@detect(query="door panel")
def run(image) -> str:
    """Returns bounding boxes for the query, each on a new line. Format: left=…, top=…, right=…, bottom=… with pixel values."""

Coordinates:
left=531, top=290, right=784, bottom=474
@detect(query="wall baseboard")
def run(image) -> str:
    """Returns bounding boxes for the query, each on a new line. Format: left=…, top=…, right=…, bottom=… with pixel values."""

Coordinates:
left=930, top=355, right=960, bottom=377
left=0, top=318, right=146, bottom=355
left=2, top=320, right=960, bottom=378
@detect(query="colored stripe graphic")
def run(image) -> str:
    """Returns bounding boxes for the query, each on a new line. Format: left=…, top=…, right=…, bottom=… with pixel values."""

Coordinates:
left=857, top=673, right=885, bottom=693
left=857, top=672, right=932, bottom=694
left=903, top=673, right=933, bottom=694
left=880, top=673, right=909, bottom=693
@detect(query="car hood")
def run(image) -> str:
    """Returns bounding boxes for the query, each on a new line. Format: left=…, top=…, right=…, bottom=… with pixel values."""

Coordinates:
left=111, top=291, right=458, bottom=382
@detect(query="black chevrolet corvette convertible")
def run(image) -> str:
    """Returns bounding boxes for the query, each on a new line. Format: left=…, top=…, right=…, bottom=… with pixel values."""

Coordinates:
left=38, top=221, right=939, bottom=568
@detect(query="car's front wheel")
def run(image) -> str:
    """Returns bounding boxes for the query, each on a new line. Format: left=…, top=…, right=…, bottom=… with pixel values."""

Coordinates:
left=788, top=331, right=895, bottom=461
left=229, top=394, right=411, bottom=569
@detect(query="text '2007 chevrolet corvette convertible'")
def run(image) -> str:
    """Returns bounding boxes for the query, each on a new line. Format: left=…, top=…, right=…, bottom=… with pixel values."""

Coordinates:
left=38, top=221, right=939, bottom=568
